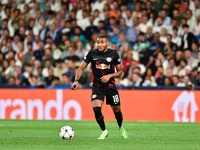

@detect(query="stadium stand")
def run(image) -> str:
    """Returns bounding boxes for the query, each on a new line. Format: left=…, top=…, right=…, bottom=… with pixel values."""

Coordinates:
left=0, top=0, right=200, bottom=90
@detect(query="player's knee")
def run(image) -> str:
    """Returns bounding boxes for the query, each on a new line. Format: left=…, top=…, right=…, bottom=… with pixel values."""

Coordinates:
left=112, top=106, right=121, bottom=112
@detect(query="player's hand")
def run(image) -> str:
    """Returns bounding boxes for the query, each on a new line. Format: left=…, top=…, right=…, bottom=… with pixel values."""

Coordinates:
left=71, top=81, right=79, bottom=90
left=100, top=75, right=111, bottom=83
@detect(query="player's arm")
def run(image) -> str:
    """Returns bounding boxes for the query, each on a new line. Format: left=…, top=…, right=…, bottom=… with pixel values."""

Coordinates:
left=101, top=64, right=122, bottom=83
left=71, top=61, right=88, bottom=90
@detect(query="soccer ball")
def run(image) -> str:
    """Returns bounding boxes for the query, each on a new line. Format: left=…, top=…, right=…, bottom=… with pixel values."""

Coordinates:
left=59, top=126, right=74, bottom=140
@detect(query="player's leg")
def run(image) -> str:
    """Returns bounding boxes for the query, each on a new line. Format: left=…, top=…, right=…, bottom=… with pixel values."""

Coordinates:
left=111, top=105, right=123, bottom=128
left=92, top=100, right=106, bottom=131
left=91, top=87, right=108, bottom=139
left=112, top=105, right=128, bottom=139
left=105, top=86, right=127, bottom=139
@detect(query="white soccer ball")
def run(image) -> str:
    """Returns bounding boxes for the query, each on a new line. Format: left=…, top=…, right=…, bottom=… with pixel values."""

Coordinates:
left=59, top=126, right=74, bottom=140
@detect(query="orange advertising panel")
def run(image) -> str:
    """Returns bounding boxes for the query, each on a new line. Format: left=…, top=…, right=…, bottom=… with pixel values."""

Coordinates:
left=0, top=89, right=199, bottom=122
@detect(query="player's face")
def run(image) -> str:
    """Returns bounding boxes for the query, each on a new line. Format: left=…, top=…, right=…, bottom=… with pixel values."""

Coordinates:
left=97, top=38, right=109, bottom=52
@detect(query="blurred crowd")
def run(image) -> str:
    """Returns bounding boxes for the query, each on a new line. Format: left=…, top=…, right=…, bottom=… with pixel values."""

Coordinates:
left=0, top=0, right=200, bottom=88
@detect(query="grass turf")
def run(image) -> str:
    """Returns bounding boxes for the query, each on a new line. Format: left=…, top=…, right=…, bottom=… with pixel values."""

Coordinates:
left=0, top=120, right=200, bottom=150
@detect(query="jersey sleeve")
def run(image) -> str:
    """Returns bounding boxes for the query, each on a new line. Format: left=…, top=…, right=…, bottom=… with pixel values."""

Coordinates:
left=83, top=50, right=92, bottom=64
left=114, top=51, right=121, bottom=65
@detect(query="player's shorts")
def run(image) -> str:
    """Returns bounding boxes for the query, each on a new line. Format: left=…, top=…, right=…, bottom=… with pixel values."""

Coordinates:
left=91, top=86, right=120, bottom=106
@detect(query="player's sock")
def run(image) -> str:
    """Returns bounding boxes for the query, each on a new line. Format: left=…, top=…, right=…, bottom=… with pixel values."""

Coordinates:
left=93, top=107, right=106, bottom=131
left=114, top=110, right=123, bottom=128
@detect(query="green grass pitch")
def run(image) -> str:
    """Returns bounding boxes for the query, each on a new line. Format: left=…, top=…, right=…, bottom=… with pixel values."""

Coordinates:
left=0, top=120, right=200, bottom=150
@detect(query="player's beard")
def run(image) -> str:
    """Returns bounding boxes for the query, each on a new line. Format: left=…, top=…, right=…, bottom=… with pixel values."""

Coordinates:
left=98, top=46, right=107, bottom=53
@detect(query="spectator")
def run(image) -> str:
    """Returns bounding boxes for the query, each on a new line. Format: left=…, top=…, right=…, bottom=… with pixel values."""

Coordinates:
left=38, top=20, right=49, bottom=41
left=159, top=28, right=167, bottom=43
left=53, top=59, right=68, bottom=82
left=146, top=26, right=154, bottom=42
left=164, top=77, right=172, bottom=86
left=178, top=58, right=188, bottom=77
left=41, top=48, right=55, bottom=68
left=51, top=42, right=62, bottom=60
left=181, top=24, right=196, bottom=50
left=42, top=59, right=54, bottom=77
left=23, top=64, right=33, bottom=85
left=131, top=72, right=143, bottom=86
left=172, top=75, right=180, bottom=86
left=118, top=17, right=128, bottom=34
left=142, top=76, right=157, bottom=87
left=139, top=43, right=154, bottom=68
left=156, top=66, right=166, bottom=85
left=132, top=3, right=142, bottom=20
left=190, top=67, right=199, bottom=85
left=155, top=9, right=171, bottom=26
left=193, top=1, right=200, bottom=18
left=4, top=59, right=15, bottom=79
left=172, top=27, right=181, bottom=48
left=163, top=34, right=178, bottom=58
left=48, top=22, right=62, bottom=45
left=119, top=43, right=132, bottom=61
left=185, top=10, right=196, bottom=33
left=32, top=40, right=45, bottom=62
left=157, top=51, right=169, bottom=72
left=30, top=2, right=40, bottom=19
left=148, top=32, right=165, bottom=57
left=177, top=75, right=193, bottom=88
left=12, top=35, right=20, bottom=53
left=50, top=0, right=61, bottom=13
left=23, top=42, right=33, bottom=65
left=146, top=1, right=154, bottom=19
left=76, top=0, right=85, bottom=20
left=75, top=41, right=86, bottom=62
left=15, top=42, right=25, bottom=63
left=43, top=68, right=55, bottom=86
left=143, top=67, right=157, bottom=85
left=153, top=17, right=167, bottom=33
left=175, top=50, right=184, bottom=66
left=8, top=76, right=15, bottom=85
left=35, top=67, right=45, bottom=86
left=122, top=50, right=133, bottom=74
left=193, top=15, right=200, bottom=41
left=124, top=9, right=133, bottom=28
left=117, top=33, right=128, bottom=51
left=185, top=49, right=195, bottom=67
left=180, top=1, right=190, bottom=17
left=32, top=60, right=41, bottom=76
left=138, top=32, right=150, bottom=52
left=70, top=26, right=86, bottom=48
left=110, top=27, right=120, bottom=44
left=192, top=51, right=200, bottom=68
left=64, top=46, right=80, bottom=62
left=93, top=9, right=101, bottom=27
left=139, top=15, right=152, bottom=33
left=165, top=68, right=173, bottom=79
left=50, top=76, right=60, bottom=87
left=46, top=10, right=55, bottom=27
left=126, top=19, right=138, bottom=46
left=107, top=17, right=117, bottom=37
left=84, top=15, right=98, bottom=41
left=153, top=0, right=165, bottom=12
left=172, top=9, right=182, bottom=26
left=21, top=4, right=31, bottom=25
left=109, top=1, right=119, bottom=21
left=41, top=2, right=51, bottom=20
left=77, top=9, right=90, bottom=31
left=91, top=0, right=106, bottom=13
left=18, top=26, right=26, bottom=43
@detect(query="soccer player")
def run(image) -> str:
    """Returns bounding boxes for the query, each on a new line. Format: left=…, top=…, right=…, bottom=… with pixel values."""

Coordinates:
left=71, top=34, right=127, bottom=139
